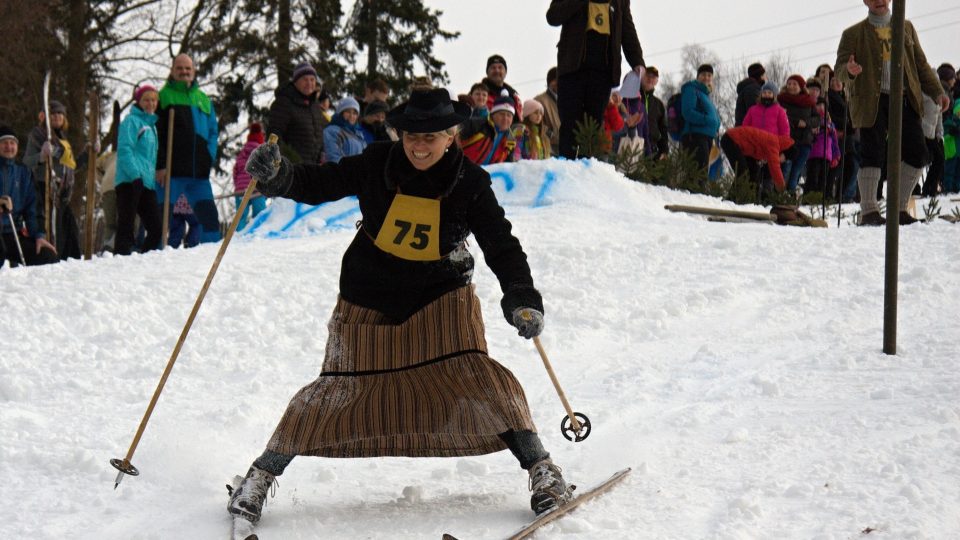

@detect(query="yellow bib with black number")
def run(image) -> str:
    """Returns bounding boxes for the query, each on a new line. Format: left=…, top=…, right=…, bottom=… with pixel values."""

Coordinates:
left=586, top=2, right=611, bottom=35
left=374, top=193, right=441, bottom=261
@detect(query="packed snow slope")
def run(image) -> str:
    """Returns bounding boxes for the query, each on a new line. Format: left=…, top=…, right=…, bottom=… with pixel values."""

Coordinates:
left=3, top=158, right=959, bottom=540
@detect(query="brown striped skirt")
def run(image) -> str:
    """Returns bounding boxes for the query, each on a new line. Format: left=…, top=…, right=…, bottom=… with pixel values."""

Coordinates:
left=265, top=285, right=537, bottom=458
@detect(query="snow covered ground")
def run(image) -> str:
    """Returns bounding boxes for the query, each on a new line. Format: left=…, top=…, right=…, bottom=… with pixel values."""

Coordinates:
left=3, top=159, right=959, bottom=539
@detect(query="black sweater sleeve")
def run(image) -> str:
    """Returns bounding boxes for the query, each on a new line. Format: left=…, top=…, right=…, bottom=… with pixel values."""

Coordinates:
left=282, top=152, right=365, bottom=205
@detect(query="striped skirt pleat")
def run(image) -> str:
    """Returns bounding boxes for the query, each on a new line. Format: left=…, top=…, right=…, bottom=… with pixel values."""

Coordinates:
left=266, top=285, right=537, bottom=458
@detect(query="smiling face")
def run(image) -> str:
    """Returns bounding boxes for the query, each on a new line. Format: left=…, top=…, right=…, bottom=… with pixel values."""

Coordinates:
left=402, top=130, right=455, bottom=171
left=138, top=91, right=159, bottom=114
left=785, top=79, right=801, bottom=95
left=294, top=75, right=317, bottom=96
left=341, top=108, right=359, bottom=125
left=864, top=0, right=891, bottom=15
left=171, top=54, right=195, bottom=84
left=486, top=62, right=506, bottom=86
left=0, top=138, right=17, bottom=159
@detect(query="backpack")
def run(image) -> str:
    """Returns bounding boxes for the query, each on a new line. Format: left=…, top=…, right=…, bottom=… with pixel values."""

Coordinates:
left=666, top=93, right=684, bottom=141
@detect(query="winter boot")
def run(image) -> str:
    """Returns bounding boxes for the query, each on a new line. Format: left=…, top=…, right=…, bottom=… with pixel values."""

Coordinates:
left=228, top=466, right=276, bottom=523
left=898, top=211, right=919, bottom=225
left=528, top=458, right=575, bottom=515
left=859, top=211, right=886, bottom=226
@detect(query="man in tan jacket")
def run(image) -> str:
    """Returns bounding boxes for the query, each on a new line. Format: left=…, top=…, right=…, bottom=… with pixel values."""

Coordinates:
left=835, top=0, right=949, bottom=225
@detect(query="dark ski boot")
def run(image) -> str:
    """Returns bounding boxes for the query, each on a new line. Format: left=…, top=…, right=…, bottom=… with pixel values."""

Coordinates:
left=528, top=459, right=575, bottom=515
left=227, top=466, right=276, bottom=523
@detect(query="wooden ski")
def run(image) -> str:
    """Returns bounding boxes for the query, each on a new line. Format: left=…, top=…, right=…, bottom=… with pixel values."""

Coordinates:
left=664, top=204, right=776, bottom=222
left=444, top=468, right=632, bottom=540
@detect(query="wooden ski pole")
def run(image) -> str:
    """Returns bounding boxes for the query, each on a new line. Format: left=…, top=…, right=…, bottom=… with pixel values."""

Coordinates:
left=161, top=108, right=175, bottom=248
left=111, top=135, right=279, bottom=489
left=84, top=91, right=99, bottom=260
left=532, top=336, right=581, bottom=432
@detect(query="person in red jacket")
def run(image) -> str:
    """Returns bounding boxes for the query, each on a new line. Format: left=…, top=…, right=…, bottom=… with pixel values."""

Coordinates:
left=720, top=126, right=795, bottom=193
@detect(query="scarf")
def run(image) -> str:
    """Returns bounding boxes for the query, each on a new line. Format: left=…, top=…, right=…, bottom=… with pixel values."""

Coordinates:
left=778, top=92, right=816, bottom=109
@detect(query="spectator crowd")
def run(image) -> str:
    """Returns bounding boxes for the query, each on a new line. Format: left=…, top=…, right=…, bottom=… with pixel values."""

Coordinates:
left=3, top=0, right=959, bottom=267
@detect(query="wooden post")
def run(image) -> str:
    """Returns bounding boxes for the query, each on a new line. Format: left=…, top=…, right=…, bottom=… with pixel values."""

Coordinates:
left=83, top=91, right=99, bottom=260
left=883, top=1, right=906, bottom=355
left=161, top=108, right=175, bottom=248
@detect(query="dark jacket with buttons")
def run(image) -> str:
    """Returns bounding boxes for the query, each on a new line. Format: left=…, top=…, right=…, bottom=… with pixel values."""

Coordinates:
left=547, top=0, right=645, bottom=86
left=270, top=141, right=542, bottom=324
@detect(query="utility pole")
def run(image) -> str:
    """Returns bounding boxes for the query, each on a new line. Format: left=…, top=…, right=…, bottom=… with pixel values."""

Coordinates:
left=883, top=0, right=906, bottom=355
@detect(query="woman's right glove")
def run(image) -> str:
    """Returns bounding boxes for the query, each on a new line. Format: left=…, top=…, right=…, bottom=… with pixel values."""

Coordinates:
left=245, top=142, right=291, bottom=197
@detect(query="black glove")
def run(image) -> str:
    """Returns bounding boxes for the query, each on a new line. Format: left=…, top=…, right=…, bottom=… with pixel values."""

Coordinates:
left=245, top=142, right=291, bottom=196
left=511, top=307, right=544, bottom=339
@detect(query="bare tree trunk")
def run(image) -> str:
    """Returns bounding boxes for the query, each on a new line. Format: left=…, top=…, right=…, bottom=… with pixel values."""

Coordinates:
left=276, top=0, right=293, bottom=84
left=65, top=0, right=90, bottom=149
left=365, top=0, right=377, bottom=76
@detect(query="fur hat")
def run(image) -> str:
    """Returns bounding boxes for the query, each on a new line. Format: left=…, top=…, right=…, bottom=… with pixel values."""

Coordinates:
left=486, top=54, right=507, bottom=72
left=0, top=125, right=17, bottom=143
left=787, top=74, right=807, bottom=90
left=521, top=99, right=543, bottom=121
left=490, top=90, right=516, bottom=116
left=386, top=88, right=471, bottom=133
left=335, top=96, right=361, bottom=115
left=748, top=63, right=766, bottom=80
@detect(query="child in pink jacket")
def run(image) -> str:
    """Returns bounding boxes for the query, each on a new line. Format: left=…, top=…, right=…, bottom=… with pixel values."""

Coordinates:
left=232, top=122, right=267, bottom=230
left=742, top=82, right=790, bottom=137
left=805, top=99, right=842, bottom=196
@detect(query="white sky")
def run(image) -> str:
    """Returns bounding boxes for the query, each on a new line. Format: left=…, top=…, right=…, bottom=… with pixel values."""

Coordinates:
left=424, top=1, right=959, bottom=98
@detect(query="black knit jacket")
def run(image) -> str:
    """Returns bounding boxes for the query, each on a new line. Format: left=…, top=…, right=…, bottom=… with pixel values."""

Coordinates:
left=274, top=141, right=542, bottom=324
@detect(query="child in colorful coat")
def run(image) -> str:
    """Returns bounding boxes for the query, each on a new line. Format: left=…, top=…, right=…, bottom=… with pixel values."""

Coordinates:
left=805, top=98, right=842, bottom=196
left=232, top=122, right=267, bottom=230
left=459, top=90, right=522, bottom=165
left=519, top=99, right=551, bottom=160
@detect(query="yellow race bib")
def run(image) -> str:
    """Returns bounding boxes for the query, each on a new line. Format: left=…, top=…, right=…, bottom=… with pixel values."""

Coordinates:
left=586, top=2, right=611, bottom=35
left=373, top=192, right=441, bottom=261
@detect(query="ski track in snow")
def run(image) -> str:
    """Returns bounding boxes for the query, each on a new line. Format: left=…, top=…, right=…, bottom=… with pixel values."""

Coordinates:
left=2, top=159, right=959, bottom=539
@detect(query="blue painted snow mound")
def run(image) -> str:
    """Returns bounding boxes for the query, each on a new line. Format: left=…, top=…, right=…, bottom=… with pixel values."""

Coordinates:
left=242, top=157, right=693, bottom=238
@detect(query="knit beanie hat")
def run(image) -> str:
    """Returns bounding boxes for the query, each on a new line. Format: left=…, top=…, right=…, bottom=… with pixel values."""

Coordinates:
left=247, top=122, right=265, bottom=144
left=787, top=74, right=807, bottom=90
left=48, top=100, right=67, bottom=114
left=697, top=64, right=714, bottom=76
left=335, top=96, right=361, bottom=115
left=938, top=63, right=957, bottom=82
left=748, top=63, right=765, bottom=80
left=134, top=84, right=158, bottom=105
left=521, top=99, right=543, bottom=121
left=761, top=81, right=779, bottom=95
left=292, top=62, right=318, bottom=83
left=0, top=125, right=16, bottom=143
left=486, top=54, right=508, bottom=72
left=363, top=100, right=389, bottom=117
left=490, top=90, right=515, bottom=116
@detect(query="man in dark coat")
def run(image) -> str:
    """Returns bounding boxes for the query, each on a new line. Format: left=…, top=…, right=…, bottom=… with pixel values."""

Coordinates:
left=547, top=0, right=645, bottom=159
left=640, top=66, right=669, bottom=160
left=735, top=63, right=766, bottom=126
left=267, top=62, right=328, bottom=164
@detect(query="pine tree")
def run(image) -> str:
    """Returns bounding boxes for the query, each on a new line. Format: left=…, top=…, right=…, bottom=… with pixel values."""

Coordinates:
left=345, top=0, right=459, bottom=98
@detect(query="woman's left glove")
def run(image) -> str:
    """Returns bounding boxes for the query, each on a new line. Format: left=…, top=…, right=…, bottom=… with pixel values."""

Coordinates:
left=511, top=308, right=544, bottom=339
left=245, top=142, right=291, bottom=197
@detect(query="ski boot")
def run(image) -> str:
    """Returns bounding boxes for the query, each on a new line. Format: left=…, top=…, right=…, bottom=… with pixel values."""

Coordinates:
left=227, top=466, right=276, bottom=523
left=528, top=459, right=575, bottom=515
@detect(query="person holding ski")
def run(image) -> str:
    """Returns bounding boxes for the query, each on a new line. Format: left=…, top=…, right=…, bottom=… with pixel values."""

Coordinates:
left=229, top=88, right=574, bottom=528
left=0, top=125, right=59, bottom=267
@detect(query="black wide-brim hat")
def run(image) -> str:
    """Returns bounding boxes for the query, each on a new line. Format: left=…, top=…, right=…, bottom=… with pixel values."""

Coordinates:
left=386, top=89, right=471, bottom=133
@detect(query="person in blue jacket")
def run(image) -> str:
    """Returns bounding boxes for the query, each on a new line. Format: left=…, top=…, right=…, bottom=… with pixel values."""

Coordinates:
left=323, top=97, right=367, bottom=163
left=115, top=85, right=164, bottom=255
left=0, top=126, right=58, bottom=267
left=680, top=64, right=722, bottom=180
